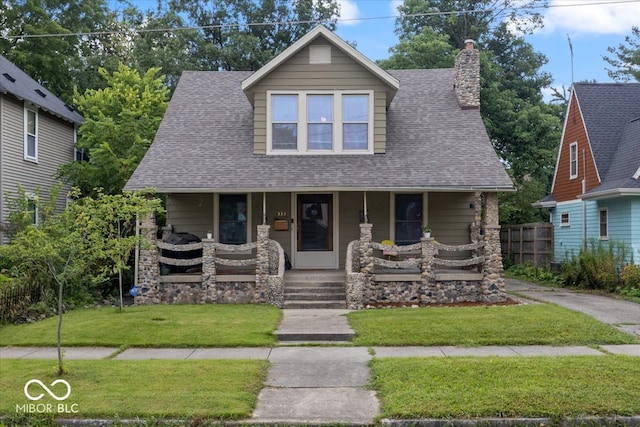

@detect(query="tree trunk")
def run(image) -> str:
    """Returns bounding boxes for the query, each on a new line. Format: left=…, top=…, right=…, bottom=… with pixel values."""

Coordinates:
left=57, top=280, right=64, bottom=375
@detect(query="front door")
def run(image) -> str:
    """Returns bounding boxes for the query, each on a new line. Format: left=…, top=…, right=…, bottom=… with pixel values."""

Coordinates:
left=294, top=193, right=337, bottom=268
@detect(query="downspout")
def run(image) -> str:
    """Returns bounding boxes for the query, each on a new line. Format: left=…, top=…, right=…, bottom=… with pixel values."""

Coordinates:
left=582, top=149, right=586, bottom=250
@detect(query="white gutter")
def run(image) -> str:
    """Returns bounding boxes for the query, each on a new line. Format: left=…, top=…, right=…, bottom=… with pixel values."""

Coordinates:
left=578, top=187, right=640, bottom=201
left=129, top=185, right=516, bottom=194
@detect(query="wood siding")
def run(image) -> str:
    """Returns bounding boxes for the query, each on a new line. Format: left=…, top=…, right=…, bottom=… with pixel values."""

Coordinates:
left=166, top=193, right=214, bottom=239
left=552, top=94, right=600, bottom=202
left=0, top=94, right=74, bottom=242
left=428, top=192, right=476, bottom=245
left=249, top=39, right=389, bottom=154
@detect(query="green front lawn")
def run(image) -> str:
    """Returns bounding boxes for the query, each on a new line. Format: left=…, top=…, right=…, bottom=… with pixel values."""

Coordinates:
left=349, top=304, right=638, bottom=346
left=0, top=359, right=267, bottom=420
left=0, top=305, right=281, bottom=347
left=370, top=356, right=640, bottom=419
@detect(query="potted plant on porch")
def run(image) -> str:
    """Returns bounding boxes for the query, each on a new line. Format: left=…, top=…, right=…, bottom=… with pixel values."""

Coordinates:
left=422, top=225, right=432, bottom=238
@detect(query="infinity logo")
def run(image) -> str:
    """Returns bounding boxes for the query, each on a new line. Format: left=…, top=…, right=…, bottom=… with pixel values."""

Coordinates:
left=24, top=379, right=71, bottom=401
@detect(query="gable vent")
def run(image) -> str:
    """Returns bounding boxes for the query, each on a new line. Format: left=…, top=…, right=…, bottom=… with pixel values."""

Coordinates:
left=35, top=89, right=46, bottom=98
left=3, top=73, right=16, bottom=83
left=309, top=45, right=331, bottom=64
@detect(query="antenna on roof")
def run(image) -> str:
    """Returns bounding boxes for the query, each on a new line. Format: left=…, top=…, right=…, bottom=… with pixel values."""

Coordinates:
left=567, top=34, right=574, bottom=84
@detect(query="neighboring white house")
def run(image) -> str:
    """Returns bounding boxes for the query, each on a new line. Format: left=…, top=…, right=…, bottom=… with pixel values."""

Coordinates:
left=0, top=55, right=83, bottom=242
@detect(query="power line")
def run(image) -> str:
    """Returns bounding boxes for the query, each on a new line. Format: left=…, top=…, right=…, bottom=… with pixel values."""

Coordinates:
left=2, top=0, right=640, bottom=40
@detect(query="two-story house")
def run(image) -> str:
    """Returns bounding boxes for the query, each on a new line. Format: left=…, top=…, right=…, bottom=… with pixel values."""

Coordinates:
left=0, top=55, right=83, bottom=242
left=536, top=83, right=640, bottom=262
left=125, top=26, right=514, bottom=307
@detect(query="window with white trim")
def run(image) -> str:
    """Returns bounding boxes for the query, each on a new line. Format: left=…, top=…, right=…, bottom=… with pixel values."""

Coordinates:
left=560, top=212, right=570, bottom=227
left=24, top=107, right=38, bottom=162
left=73, top=127, right=88, bottom=161
left=219, top=194, right=248, bottom=244
left=268, top=91, right=373, bottom=154
left=569, top=142, right=578, bottom=179
left=599, top=208, right=608, bottom=239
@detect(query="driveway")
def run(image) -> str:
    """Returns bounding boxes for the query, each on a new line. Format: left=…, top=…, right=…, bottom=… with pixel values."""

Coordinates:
left=506, top=278, right=640, bottom=337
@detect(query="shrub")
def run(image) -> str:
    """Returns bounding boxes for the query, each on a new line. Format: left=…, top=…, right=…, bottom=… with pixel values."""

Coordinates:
left=560, top=239, right=634, bottom=292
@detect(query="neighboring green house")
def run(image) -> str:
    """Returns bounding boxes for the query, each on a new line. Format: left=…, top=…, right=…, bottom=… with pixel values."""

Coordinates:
left=535, top=83, right=640, bottom=263
left=126, top=26, right=514, bottom=307
left=0, top=55, right=83, bottom=242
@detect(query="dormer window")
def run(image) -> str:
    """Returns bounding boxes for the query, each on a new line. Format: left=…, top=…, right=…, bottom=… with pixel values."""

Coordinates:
left=267, top=90, right=373, bottom=155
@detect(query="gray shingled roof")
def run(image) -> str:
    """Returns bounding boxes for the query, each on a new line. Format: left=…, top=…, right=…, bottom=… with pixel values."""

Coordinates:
left=125, top=68, right=513, bottom=192
left=0, top=55, right=83, bottom=124
left=574, top=83, right=640, bottom=193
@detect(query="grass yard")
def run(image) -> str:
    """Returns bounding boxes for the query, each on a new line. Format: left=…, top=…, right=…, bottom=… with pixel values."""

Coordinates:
left=369, top=355, right=640, bottom=419
left=349, top=304, right=638, bottom=346
left=0, top=359, right=267, bottom=420
left=0, top=305, right=281, bottom=347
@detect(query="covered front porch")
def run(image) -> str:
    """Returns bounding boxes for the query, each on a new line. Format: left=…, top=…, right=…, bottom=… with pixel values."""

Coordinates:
left=134, top=191, right=506, bottom=308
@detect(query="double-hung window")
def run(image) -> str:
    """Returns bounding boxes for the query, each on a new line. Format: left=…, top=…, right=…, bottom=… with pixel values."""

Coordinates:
left=569, top=142, right=578, bottom=179
left=599, top=208, right=608, bottom=239
left=24, top=107, right=38, bottom=162
left=268, top=90, right=373, bottom=154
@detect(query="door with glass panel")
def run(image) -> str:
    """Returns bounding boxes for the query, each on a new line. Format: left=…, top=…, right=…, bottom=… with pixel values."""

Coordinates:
left=294, top=194, right=337, bottom=268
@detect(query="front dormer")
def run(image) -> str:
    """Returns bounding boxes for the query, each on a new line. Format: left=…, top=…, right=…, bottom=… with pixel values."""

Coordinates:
left=242, top=26, right=399, bottom=155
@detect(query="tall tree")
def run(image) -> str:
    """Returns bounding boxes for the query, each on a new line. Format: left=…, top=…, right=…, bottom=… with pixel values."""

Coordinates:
left=387, top=1, right=562, bottom=224
left=396, top=0, right=545, bottom=49
left=604, top=26, right=640, bottom=82
left=0, top=0, right=129, bottom=100
left=58, top=64, right=170, bottom=196
left=378, top=27, right=456, bottom=69
left=167, top=0, right=340, bottom=71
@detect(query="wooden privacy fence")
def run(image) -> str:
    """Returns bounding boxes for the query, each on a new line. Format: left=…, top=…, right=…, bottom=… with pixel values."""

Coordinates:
left=500, top=222, right=553, bottom=267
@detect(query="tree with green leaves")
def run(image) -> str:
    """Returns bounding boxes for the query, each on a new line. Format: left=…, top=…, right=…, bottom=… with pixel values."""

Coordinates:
left=58, top=64, right=169, bottom=196
left=0, top=0, right=129, bottom=101
left=378, top=27, right=456, bottom=69
left=385, top=2, right=563, bottom=224
left=604, top=26, right=640, bottom=82
left=166, top=0, right=340, bottom=72
left=1, top=189, right=162, bottom=374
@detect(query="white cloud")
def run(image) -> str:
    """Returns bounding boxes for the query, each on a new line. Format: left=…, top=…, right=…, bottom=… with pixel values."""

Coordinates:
left=337, top=0, right=361, bottom=25
left=389, top=0, right=403, bottom=16
left=541, top=0, right=640, bottom=35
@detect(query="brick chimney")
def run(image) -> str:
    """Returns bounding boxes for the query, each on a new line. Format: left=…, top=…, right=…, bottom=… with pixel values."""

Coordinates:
left=454, top=39, right=480, bottom=109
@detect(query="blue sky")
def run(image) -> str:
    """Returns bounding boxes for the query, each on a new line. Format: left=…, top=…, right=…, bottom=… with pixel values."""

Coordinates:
left=331, top=0, right=640, bottom=97
left=127, top=0, right=640, bottom=95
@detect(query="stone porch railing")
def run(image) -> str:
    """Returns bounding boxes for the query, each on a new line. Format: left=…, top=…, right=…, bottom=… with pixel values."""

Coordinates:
left=135, top=223, right=285, bottom=307
left=346, top=198, right=507, bottom=309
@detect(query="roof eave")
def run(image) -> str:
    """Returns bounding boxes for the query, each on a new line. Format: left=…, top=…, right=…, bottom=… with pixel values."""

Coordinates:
left=578, top=188, right=640, bottom=201
left=125, top=184, right=516, bottom=194
left=532, top=200, right=557, bottom=209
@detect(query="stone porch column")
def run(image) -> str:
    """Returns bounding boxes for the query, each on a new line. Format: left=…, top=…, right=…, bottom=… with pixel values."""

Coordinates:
left=201, top=238, right=216, bottom=303
left=482, top=192, right=506, bottom=302
left=420, top=237, right=437, bottom=286
left=135, top=212, right=160, bottom=304
left=255, top=225, right=270, bottom=303
left=359, top=223, right=374, bottom=286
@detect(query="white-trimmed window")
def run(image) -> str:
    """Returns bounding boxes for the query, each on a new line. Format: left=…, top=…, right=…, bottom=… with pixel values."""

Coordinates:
left=560, top=212, right=570, bottom=227
left=218, top=194, right=249, bottom=244
left=267, top=90, right=373, bottom=154
left=24, top=106, right=38, bottom=162
left=569, top=142, right=578, bottom=179
left=73, top=126, right=88, bottom=161
left=599, top=208, right=608, bottom=239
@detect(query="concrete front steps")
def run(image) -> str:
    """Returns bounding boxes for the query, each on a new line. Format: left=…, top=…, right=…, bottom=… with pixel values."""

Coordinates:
left=276, top=271, right=354, bottom=343
left=283, top=271, right=347, bottom=310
